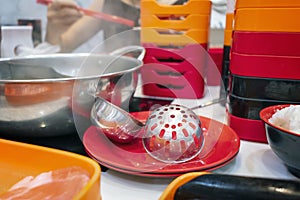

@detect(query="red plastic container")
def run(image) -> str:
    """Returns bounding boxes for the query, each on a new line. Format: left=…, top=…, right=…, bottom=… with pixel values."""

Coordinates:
left=141, top=44, right=206, bottom=99
left=227, top=113, right=267, bottom=143
left=141, top=67, right=205, bottom=99
left=142, top=43, right=208, bottom=62
left=231, top=31, right=300, bottom=56
left=230, top=52, right=300, bottom=80
left=207, top=48, right=223, bottom=86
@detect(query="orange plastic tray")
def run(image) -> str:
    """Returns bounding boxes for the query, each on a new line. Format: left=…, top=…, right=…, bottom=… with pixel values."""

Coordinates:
left=141, top=14, right=210, bottom=30
left=223, top=13, right=234, bottom=46
left=0, top=139, right=101, bottom=200
left=140, top=28, right=209, bottom=45
left=141, top=0, right=211, bottom=16
left=236, top=0, right=300, bottom=8
left=234, top=8, right=300, bottom=32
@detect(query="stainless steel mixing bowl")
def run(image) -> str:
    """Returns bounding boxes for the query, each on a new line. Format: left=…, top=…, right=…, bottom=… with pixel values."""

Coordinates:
left=0, top=48, right=144, bottom=137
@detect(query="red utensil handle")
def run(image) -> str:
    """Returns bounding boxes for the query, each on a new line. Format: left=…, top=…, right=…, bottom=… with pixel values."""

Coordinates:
left=37, top=0, right=135, bottom=27
left=78, top=7, right=134, bottom=27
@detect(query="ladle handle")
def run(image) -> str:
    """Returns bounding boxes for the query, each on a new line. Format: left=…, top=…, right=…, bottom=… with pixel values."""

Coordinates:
left=109, top=46, right=146, bottom=61
left=190, top=98, right=226, bottom=110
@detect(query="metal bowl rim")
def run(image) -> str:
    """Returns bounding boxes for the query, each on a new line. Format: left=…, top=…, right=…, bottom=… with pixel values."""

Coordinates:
left=0, top=53, right=143, bottom=83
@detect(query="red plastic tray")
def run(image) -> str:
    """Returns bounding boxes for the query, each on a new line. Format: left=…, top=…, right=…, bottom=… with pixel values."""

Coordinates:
left=231, top=31, right=300, bottom=56
left=227, top=113, right=267, bottom=143
left=230, top=52, right=300, bottom=79
left=141, top=63, right=205, bottom=99
left=140, top=43, right=207, bottom=98
left=206, top=48, right=223, bottom=86
left=142, top=43, right=208, bottom=69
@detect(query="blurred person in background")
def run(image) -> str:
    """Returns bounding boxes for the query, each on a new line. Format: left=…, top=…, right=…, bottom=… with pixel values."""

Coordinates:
left=0, top=0, right=97, bottom=55
left=0, top=0, right=95, bottom=36
left=0, top=0, right=226, bottom=55
left=45, top=0, right=226, bottom=53
left=45, top=0, right=140, bottom=53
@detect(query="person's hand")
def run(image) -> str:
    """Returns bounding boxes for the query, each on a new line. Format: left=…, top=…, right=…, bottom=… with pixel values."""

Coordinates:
left=45, top=0, right=83, bottom=45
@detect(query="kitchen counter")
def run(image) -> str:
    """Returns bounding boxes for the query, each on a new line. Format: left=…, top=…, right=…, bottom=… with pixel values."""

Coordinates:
left=100, top=140, right=298, bottom=200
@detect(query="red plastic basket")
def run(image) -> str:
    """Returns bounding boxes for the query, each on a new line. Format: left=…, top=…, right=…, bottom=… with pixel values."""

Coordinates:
left=227, top=113, right=267, bottom=143
left=231, top=31, right=300, bottom=56
left=230, top=52, right=300, bottom=80
left=140, top=44, right=206, bottom=99
left=207, top=48, right=223, bottom=86
left=141, top=63, right=205, bottom=99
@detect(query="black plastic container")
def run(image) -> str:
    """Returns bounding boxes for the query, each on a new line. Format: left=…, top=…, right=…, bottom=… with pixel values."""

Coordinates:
left=220, top=45, right=231, bottom=102
left=227, top=94, right=300, bottom=120
left=230, top=75, right=300, bottom=101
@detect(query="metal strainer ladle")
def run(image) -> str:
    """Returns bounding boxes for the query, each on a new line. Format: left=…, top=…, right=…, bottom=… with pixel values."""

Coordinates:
left=142, top=104, right=204, bottom=163
left=90, top=97, right=224, bottom=163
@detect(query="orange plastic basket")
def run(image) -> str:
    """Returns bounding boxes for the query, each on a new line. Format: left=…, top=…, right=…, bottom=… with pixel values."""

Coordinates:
left=140, top=28, right=209, bottom=46
left=141, top=14, right=210, bottom=30
left=234, top=8, right=300, bottom=32
left=141, top=0, right=211, bottom=16
left=0, top=139, right=101, bottom=200
left=223, top=13, right=234, bottom=46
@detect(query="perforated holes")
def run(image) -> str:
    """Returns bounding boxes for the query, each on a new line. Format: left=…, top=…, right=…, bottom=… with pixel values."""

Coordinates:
left=172, top=131, right=177, bottom=140
left=149, top=114, right=156, bottom=119
left=159, top=129, right=166, bottom=138
left=189, top=122, right=197, bottom=130
left=151, top=123, right=158, bottom=131
left=182, top=128, right=189, bottom=137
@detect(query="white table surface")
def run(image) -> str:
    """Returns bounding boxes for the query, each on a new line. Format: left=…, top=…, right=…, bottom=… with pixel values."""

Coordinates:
left=99, top=86, right=299, bottom=200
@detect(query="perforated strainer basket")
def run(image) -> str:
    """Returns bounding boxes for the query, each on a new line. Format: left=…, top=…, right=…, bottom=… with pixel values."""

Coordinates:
left=142, top=104, right=205, bottom=163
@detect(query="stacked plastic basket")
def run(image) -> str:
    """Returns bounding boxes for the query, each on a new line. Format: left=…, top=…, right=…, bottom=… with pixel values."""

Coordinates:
left=140, top=0, right=212, bottom=99
left=227, top=0, right=300, bottom=143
